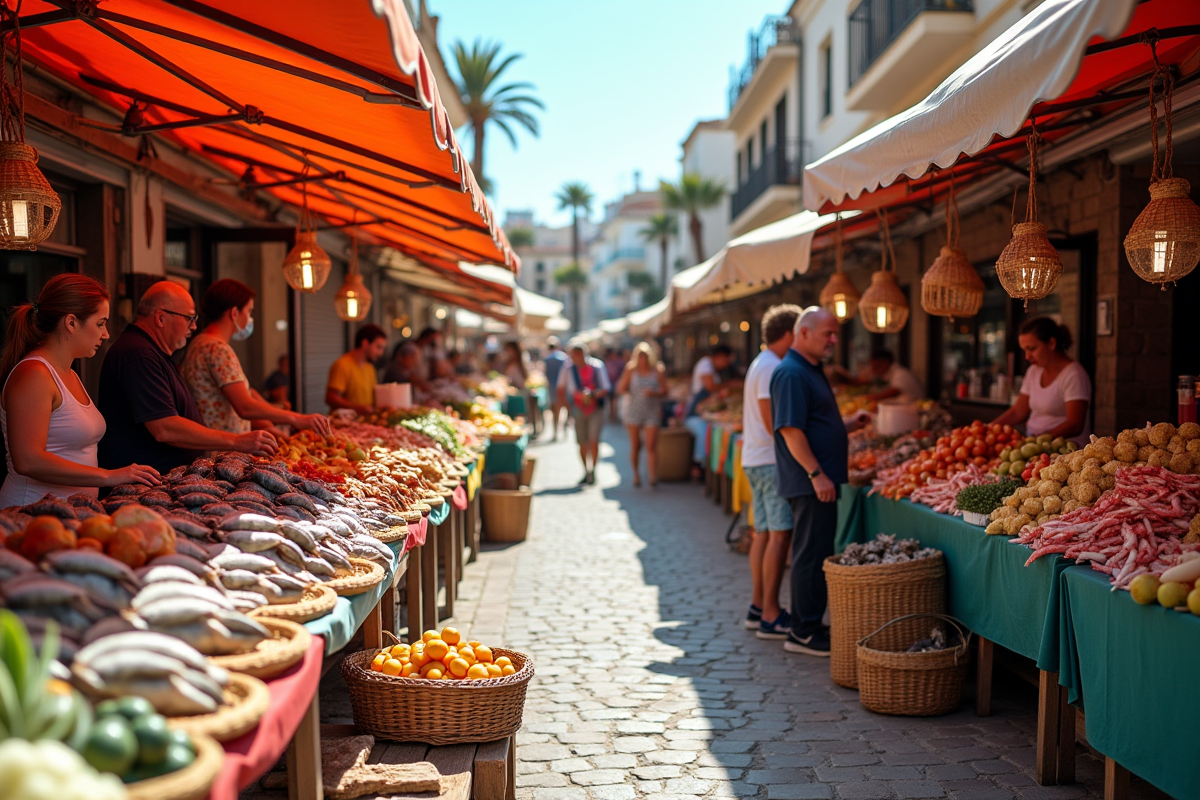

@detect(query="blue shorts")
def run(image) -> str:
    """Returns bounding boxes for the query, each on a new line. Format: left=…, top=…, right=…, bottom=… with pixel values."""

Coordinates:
left=744, top=464, right=792, bottom=532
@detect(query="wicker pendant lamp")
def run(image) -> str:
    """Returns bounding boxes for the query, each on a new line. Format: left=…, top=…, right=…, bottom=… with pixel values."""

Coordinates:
left=334, top=232, right=372, bottom=322
left=819, top=216, right=860, bottom=323
left=995, top=128, right=1061, bottom=306
left=921, top=178, right=983, bottom=321
left=1124, top=44, right=1200, bottom=288
left=859, top=212, right=909, bottom=334
left=0, top=5, right=60, bottom=250
left=281, top=174, right=332, bottom=293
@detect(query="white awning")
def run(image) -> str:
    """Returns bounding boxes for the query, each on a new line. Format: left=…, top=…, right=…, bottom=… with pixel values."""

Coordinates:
left=675, top=211, right=847, bottom=311
left=626, top=294, right=670, bottom=337
left=802, top=0, right=1137, bottom=211
left=545, top=315, right=573, bottom=332
left=598, top=317, right=629, bottom=334
left=514, top=287, right=565, bottom=322
left=454, top=308, right=483, bottom=329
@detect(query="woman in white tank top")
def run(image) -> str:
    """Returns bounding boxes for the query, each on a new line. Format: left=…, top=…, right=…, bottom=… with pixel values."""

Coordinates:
left=0, top=275, right=159, bottom=507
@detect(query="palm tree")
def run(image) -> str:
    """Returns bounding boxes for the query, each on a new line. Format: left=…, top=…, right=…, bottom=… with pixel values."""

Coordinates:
left=451, top=39, right=545, bottom=185
left=555, top=181, right=593, bottom=267
left=506, top=227, right=534, bottom=249
left=626, top=270, right=663, bottom=306
left=661, top=174, right=726, bottom=264
left=553, top=262, right=589, bottom=329
left=639, top=213, right=678, bottom=292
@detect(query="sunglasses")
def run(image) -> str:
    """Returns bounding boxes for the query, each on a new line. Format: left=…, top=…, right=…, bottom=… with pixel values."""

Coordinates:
left=160, top=309, right=199, bottom=325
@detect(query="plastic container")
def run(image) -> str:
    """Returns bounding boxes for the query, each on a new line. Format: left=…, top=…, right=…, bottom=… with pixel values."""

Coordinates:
left=961, top=511, right=990, bottom=527
left=876, top=401, right=919, bottom=436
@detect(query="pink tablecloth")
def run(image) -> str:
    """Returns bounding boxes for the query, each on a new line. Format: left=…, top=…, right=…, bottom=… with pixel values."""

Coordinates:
left=208, top=636, right=325, bottom=800
left=452, top=484, right=468, bottom=510
left=402, top=514, right=429, bottom=553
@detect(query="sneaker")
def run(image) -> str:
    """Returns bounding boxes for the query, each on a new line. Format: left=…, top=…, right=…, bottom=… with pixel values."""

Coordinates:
left=585, top=471, right=596, bottom=485
left=578, top=473, right=590, bottom=485
left=743, top=604, right=763, bottom=630
left=756, top=611, right=792, bottom=640
left=783, top=630, right=831, bottom=656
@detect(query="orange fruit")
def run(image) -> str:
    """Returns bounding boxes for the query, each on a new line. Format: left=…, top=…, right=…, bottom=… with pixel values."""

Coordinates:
left=389, top=644, right=410, bottom=658
left=400, top=663, right=417, bottom=677
left=501, top=665, right=516, bottom=676
left=458, top=647, right=475, bottom=664
left=425, top=640, right=450, bottom=661
left=474, top=645, right=494, bottom=663
left=494, top=656, right=512, bottom=669
left=467, top=664, right=490, bottom=680
left=467, top=641, right=482, bottom=649
left=371, top=654, right=386, bottom=672
left=486, top=664, right=502, bottom=678
left=420, top=662, right=444, bottom=680
left=381, top=658, right=402, bottom=677
left=448, top=658, right=470, bottom=678
left=410, top=650, right=431, bottom=669
left=440, top=627, right=461, bottom=645
left=422, top=630, right=441, bottom=643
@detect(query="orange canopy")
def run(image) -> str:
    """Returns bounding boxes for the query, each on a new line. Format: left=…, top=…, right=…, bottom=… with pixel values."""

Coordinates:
left=16, top=0, right=517, bottom=272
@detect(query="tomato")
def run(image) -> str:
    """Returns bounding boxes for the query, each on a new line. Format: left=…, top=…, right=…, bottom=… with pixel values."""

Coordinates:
left=952, top=447, right=968, bottom=460
left=1002, top=424, right=1013, bottom=434
left=907, top=462, right=922, bottom=476
left=919, top=471, right=932, bottom=482
left=973, top=456, right=989, bottom=467
left=963, top=436, right=976, bottom=449
left=984, top=434, right=996, bottom=446
left=935, top=469, right=947, bottom=479
left=951, top=437, right=965, bottom=450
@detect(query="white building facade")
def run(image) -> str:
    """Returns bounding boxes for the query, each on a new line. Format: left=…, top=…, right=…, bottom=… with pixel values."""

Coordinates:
left=587, top=191, right=667, bottom=325
left=504, top=210, right=597, bottom=326
left=677, top=120, right=736, bottom=267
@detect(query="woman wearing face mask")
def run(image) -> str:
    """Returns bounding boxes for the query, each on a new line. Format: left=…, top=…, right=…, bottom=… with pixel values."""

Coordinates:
left=0, top=274, right=160, bottom=505
left=182, top=279, right=330, bottom=436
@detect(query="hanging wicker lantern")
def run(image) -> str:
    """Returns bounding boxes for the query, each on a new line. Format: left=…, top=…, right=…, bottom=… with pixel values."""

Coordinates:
left=996, top=129, right=1061, bottom=306
left=921, top=179, right=983, bottom=321
left=282, top=230, right=332, bottom=293
left=0, top=11, right=60, bottom=250
left=859, top=213, right=909, bottom=334
left=819, top=217, right=860, bottom=323
left=334, top=236, right=372, bottom=322
left=1124, top=52, right=1200, bottom=288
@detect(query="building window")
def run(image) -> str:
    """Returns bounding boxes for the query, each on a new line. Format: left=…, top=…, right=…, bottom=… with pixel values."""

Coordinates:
left=760, top=120, right=768, bottom=153
left=747, top=138, right=754, bottom=169
left=535, top=277, right=545, bottom=293
left=737, top=151, right=743, bottom=183
left=536, top=261, right=545, bottom=273
left=820, top=39, right=833, bottom=119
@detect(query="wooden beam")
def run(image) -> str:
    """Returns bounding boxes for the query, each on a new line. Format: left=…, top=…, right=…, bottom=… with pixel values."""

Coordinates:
left=24, top=92, right=268, bottom=222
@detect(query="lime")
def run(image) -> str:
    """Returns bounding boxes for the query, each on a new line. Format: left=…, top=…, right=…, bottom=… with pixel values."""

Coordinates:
left=83, top=714, right=139, bottom=776
left=168, top=729, right=196, bottom=755
left=132, top=713, right=172, bottom=765
left=95, top=699, right=123, bottom=719
left=114, top=696, right=155, bottom=720
left=140, top=743, right=196, bottom=779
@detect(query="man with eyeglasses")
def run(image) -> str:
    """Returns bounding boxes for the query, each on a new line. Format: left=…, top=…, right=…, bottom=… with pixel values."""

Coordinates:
left=99, top=280, right=277, bottom=474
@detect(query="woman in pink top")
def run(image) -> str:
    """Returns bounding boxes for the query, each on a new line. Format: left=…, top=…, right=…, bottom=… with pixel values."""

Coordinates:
left=992, top=317, right=1092, bottom=446
left=0, top=275, right=159, bottom=506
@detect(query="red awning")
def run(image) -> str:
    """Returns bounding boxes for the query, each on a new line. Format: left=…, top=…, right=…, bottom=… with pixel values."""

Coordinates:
left=16, top=0, right=517, bottom=272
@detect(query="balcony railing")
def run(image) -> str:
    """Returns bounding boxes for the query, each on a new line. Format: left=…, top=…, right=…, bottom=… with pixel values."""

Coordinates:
left=595, top=247, right=645, bottom=270
left=849, top=0, right=974, bottom=87
left=727, top=15, right=799, bottom=111
left=730, top=138, right=806, bottom=222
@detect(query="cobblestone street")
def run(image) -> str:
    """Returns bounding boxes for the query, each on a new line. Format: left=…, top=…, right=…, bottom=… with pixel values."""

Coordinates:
left=442, top=422, right=1166, bottom=800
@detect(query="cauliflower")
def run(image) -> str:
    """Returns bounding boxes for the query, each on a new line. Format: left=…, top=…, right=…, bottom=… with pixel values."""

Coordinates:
left=991, top=505, right=1016, bottom=520
left=1148, top=450, right=1170, bottom=468
left=1074, top=482, right=1102, bottom=505
left=1134, top=428, right=1151, bottom=448
left=1179, top=422, right=1200, bottom=441
left=1063, top=499, right=1084, bottom=514
left=0, top=740, right=127, bottom=800
left=1113, top=442, right=1138, bottom=462
left=1043, top=463, right=1070, bottom=483
left=1170, top=453, right=1193, bottom=474
left=1080, top=466, right=1105, bottom=484
left=985, top=520, right=1007, bottom=535
left=1042, top=495, right=1063, bottom=514
left=1150, top=422, right=1176, bottom=447
left=1021, top=497, right=1044, bottom=516
left=1117, top=429, right=1138, bottom=446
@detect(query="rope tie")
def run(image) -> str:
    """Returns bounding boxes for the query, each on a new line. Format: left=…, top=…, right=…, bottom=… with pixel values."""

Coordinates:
left=0, top=0, right=25, bottom=144
left=1024, top=123, right=1041, bottom=224
left=1148, top=38, right=1174, bottom=184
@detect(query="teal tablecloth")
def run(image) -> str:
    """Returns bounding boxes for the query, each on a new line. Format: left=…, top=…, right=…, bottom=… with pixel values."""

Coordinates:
left=725, top=433, right=740, bottom=480
left=503, top=394, right=527, bottom=419
left=429, top=500, right=449, bottom=526
left=304, top=542, right=404, bottom=654
left=837, top=485, right=1069, bottom=663
left=1056, top=566, right=1200, bottom=798
left=485, top=434, right=528, bottom=476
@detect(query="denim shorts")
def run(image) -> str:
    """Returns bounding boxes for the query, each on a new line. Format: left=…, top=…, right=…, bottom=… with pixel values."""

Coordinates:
left=744, top=464, right=792, bottom=532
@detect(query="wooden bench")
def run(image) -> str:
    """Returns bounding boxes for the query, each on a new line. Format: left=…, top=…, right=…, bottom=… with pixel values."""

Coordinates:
left=321, top=724, right=515, bottom=800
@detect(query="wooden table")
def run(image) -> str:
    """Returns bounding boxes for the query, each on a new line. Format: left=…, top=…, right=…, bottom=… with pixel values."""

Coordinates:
left=321, top=725, right=515, bottom=800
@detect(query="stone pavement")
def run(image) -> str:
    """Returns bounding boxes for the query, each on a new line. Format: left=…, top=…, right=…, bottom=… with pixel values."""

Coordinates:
left=443, top=422, right=1168, bottom=800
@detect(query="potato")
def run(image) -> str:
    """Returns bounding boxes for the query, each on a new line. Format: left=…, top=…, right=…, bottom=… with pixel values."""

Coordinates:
left=1179, top=422, right=1200, bottom=441
left=1021, top=498, right=1044, bottom=516
left=1059, top=485, right=1074, bottom=501
left=1169, top=453, right=1193, bottom=474
left=1150, top=422, right=1177, bottom=447
left=1074, top=482, right=1102, bottom=505
left=1042, top=495, right=1063, bottom=514
left=1037, top=480, right=1063, bottom=497
left=1134, top=429, right=1151, bottom=447
left=1116, top=429, right=1138, bottom=446
left=1113, top=442, right=1138, bottom=462
left=991, top=505, right=1016, bottom=520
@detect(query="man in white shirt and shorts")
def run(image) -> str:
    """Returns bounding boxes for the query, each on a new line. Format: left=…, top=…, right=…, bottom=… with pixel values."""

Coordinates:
left=741, top=304, right=803, bottom=638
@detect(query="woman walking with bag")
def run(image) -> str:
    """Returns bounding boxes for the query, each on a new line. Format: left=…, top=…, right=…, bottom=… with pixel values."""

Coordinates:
left=556, top=342, right=611, bottom=485
left=617, top=342, right=667, bottom=487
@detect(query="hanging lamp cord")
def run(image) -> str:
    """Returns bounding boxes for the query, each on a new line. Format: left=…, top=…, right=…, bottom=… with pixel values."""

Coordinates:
left=945, top=174, right=959, bottom=249
left=1147, top=37, right=1174, bottom=184
left=1024, top=123, right=1041, bottom=224
left=834, top=214, right=843, bottom=274
left=0, top=0, right=25, bottom=144
left=877, top=209, right=896, bottom=273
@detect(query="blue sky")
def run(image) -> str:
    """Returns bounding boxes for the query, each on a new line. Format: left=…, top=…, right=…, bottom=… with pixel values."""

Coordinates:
left=431, top=0, right=784, bottom=228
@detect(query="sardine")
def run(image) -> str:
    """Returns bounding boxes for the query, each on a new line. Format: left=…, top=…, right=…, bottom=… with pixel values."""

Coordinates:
left=144, top=554, right=213, bottom=581
left=165, top=515, right=213, bottom=540
left=0, top=549, right=35, bottom=580
left=316, top=543, right=353, bottom=573
left=212, top=609, right=270, bottom=639
left=136, top=596, right=227, bottom=627
left=222, top=529, right=285, bottom=552
left=136, top=565, right=204, bottom=586
left=219, top=512, right=281, bottom=533
left=42, top=550, right=141, bottom=588
left=250, top=468, right=291, bottom=495
left=224, top=589, right=268, bottom=611
left=272, top=537, right=308, bottom=568
left=277, top=522, right=318, bottom=553
left=302, top=555, right=335, bottom=578
left=76, top=630, right=225, bottom=682
left=210, top=551, right=277, bottom=574
left=133, top=582, right=235, bottom=612
left=217, top=569, right=267, bottom=591
left=75, top=672, right=219, bottom=715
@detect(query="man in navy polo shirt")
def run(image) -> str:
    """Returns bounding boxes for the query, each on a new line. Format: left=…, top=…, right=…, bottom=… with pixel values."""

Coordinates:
left=770, top=307, right=869, bottom=656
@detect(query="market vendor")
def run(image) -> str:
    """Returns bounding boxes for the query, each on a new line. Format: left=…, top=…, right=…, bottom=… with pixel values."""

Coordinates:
left=181, top=279, right=331, bottom=437
left=326, top=323, right=387, bottom=415
left=416, top=327, right=451, bottom=381
left=683, top=345, right=734, bottom=473
left=98, top=281, right=278, bottom=474
left=864, top=350, right=924, bottom=403
left=382, top=341, right=431, bottom=396
left=991, top=317, right=1091, bottom=446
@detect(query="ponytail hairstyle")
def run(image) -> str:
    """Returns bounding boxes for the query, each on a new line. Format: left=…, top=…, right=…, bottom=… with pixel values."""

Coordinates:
left=1019, top=316, right=1073, bottom=354
left=0, top=273, right=110, bottom=380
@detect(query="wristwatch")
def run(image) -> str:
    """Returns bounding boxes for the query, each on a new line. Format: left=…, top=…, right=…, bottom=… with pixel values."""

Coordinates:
left=807, top=467, right=823, bottom=479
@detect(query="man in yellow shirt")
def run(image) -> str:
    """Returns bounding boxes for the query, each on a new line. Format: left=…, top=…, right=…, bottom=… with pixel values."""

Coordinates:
left=326, top=324, right=387, bottom=414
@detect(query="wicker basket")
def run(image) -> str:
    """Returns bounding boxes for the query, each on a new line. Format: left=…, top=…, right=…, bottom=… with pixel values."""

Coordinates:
left=373, top=525, right=408, bottom=544
left=341, top=644, right=534, bottom=744
left=520, top=456, right=537, bottom=487
left=480, top=487, right=532, bottom=543
left=209, top=618, right=311, bottom=680
left=823, top=552, right=946, bottom=689
left=326, top=557, right=386, bottom=596
left=167, top=673, right=270, bottom=742
left=857, top=614, right=971, bottom=716
left=125, top=732, right=223, bottom=800
left=249, top=584, right=337, bottom=624
left=656, top=427, right=693, bottom=482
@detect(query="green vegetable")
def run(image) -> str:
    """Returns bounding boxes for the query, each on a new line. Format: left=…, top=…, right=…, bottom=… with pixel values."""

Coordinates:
left=111, top=696, right=155, bottom=721
left=131, top=713, right=171, bottom=766
left=0, top=610, right=92, bottom=748
left=956, top=479, right=1023, bottom=514
left=82, top=715, right=138, bottom=776
left=167, top=728, right=195, bottom=755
